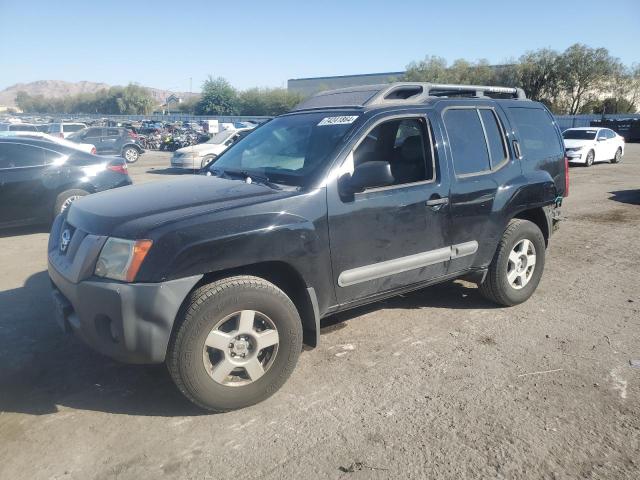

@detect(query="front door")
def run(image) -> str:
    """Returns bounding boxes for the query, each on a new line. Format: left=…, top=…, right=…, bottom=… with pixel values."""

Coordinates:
left=82, top=128, right=104, bottom=153
left=327, top=114, right=452, bottom=305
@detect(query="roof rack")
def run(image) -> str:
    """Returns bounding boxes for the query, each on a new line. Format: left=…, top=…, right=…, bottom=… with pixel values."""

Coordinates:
left=291, top=82, right=527, bottom=111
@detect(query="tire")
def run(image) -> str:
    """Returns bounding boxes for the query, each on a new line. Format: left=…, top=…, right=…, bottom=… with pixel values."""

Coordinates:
left=478, top=219, right=546, bottom=307
left=167, top=275, right=303, bottom=412
left=612, top=147, right=622, bottom=164
left=585, top=150, right=594, bottom=167
left=54, top=188, right=89, bottom=216
left=122, top=146, right=139, bottom=163
left=200, top=154, right=216, bottom=169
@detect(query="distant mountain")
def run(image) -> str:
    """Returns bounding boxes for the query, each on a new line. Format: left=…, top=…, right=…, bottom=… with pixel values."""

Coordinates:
left=0, top=80, right=197, bottom=107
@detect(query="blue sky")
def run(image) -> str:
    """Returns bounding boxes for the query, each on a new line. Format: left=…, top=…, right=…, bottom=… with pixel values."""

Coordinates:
left=0, top=0, right=638, bottom=92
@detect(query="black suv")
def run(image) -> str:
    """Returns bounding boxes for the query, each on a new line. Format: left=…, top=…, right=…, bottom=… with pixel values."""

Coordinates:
left=0, top=137, right=131, bottom=228
left=48, top=83, right=567, bottom=412
left=68, top=127, right=145, bottom=163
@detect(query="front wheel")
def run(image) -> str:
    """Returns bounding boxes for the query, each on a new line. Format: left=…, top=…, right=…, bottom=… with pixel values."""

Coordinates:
left=200, top=154, right=216, bottom=169
left=585, top=150, right=594, bottom=167
left=478, top=219, right=546, bottom=306
left=122, top=147, right=139, bottom=163
left=612, top=147, right=622, bottom=164
left=54, top=188, right=89, bottom=216
left=167, top=276, right=303, bottom=412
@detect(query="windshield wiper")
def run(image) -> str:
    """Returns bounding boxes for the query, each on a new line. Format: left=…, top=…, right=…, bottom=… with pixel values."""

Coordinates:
left=213, top=168, right=282, bottom=190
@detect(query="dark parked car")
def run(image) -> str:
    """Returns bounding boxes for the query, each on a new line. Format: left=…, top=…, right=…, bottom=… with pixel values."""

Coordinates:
left=49, top=82, right=567, bottom=412
left=0, top=137, right=131, bottom=228
left=68, top=127, right=145, bottom=163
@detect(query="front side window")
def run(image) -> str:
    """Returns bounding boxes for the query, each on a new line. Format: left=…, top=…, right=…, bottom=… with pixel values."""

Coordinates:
left=352, top=118, right=433, bottom=185
left=444, top=109, right=491, bottom=175
left=63, top=124, right=85, bottom=133
left=210, top=112, right=357, bottom=187
left=0, top=143, right=45, bottom=168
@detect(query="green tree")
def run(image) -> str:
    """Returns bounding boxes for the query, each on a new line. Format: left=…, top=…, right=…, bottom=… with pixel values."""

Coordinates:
left=557, top=44, right=622, bottom=115
left=238, top=88, right=302, bottom=116
left=515, top=49, right=561, bottom=107
left=196, top=76, right=238, bottom=115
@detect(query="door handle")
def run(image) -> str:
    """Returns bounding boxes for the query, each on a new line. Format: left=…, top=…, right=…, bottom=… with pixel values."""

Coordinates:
left=512, top=139, right=522, bottom=159
left=426, top=197, right=449, bottom=210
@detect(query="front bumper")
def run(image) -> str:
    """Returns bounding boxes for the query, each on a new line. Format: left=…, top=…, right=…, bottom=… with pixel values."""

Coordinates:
left=566, top=150, right=586, bottom=163
left=47, top=216, right=201, bottom=364
left=170, top=155, right=200, bottom=169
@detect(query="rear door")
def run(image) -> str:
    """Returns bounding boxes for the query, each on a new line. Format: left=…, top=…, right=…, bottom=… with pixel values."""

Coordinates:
left=0, top=142, right=50, bottom=224
left=102, top=128, right=122, bottom=154
left=83, top=128, right=104, bottom=152
left=438, top=102, right=519, bottom=273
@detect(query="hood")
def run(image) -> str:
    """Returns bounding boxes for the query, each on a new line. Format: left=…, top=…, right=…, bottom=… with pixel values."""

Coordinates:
left=67, top=175, right=295, bottom=237
left=175, top=143, right=221, bottom=155
left=563, top=139, right=595, bottom=149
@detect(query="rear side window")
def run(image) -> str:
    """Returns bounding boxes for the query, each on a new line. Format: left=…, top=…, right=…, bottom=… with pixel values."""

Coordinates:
left=106, top=129, right=120, bottom=137
left=0, top=143, right=46, bottom=168
left=479, top=109, right=507, bottom=166
left=10, top=124, right=37, bottom=132
left=443, top=109, right=490, bottom=175
left=509, top=107, right=563, bottom=159
left=63, top=124, right=84, bottom=133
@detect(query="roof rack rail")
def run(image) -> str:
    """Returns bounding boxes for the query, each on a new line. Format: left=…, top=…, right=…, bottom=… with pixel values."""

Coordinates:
left=365, top=82, right=527, bottom=106
left=291, top=82, right=527, bottom=112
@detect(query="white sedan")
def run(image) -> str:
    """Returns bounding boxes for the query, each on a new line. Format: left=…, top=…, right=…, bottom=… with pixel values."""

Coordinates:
left=0, top=130, right=97, bottom=154
left=563, top=127, right=625, bottom=166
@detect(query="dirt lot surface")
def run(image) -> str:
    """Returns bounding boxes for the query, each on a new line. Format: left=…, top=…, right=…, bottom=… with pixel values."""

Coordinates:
left=1, top=147, right=639, bottom=479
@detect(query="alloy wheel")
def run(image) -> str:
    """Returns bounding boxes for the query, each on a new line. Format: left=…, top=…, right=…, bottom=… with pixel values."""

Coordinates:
left=507, top=239, right=536, bottom=290
left=202, top=310, right=279, bottom=386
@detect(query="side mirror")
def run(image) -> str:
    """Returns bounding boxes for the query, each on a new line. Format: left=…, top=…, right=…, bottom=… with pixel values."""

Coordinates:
left=348, top=161, right=394, bottom=193
left=597, top=136, right=607, bottom=141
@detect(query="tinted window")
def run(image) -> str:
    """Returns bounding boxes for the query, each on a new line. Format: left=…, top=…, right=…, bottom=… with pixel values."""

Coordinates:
left=353, top=118, right=432, bottom=185
left=48, top=124, right=60, bottom=133
left=562, top=129, right=597, bottom=140
left=444, top=109, right=490, bottom=175
left=106, top=129, right=120, bottom=137
left=9, top=124, right=37, bottom=132
left=0, top=143, right=46, bottom=168
left=510, top=107, right=563, bottom=159
left=63, top=124, right=84, bottom=133
left=479, top=109, right=507, bottom=166
left=85, top=128, right=102, bottom=138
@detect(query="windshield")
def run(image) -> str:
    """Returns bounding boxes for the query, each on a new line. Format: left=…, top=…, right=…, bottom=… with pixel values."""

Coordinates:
left=563, top=129, right=597, bottom=140
left=209, top=112, right=358, bottom=187
left=206, top=130, right=236, bottom=144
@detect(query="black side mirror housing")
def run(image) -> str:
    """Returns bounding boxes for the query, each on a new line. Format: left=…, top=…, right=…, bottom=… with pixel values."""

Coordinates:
left=348, top=161, right=394, bottom=193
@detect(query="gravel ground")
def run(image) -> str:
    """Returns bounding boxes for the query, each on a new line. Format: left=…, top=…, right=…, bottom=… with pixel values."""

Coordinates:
left=1, top=147, right=639, bottom=480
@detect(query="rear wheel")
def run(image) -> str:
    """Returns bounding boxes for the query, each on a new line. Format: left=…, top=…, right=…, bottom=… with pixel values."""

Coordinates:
left=167, top=276, right=302, bottom=412
left=54, top=189, right=89, bottom=216
left=122, top=147, right=139, bottom=163
left=585, top=150, right=594, bottom=167
left=478, top=219, right=546, bottom=306
left=612, top=147, right=622, bottom=164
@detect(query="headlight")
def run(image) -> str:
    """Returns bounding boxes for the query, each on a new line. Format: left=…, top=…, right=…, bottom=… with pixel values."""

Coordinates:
left=95, top=237, right=153, bottom=282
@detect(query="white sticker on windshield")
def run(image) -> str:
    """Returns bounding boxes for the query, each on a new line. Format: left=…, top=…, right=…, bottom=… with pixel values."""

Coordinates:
left=317, top=116, right=359, bottom=126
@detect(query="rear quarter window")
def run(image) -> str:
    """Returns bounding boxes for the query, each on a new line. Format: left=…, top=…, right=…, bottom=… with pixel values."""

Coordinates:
left=509, top=107, right=563, bottom=159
